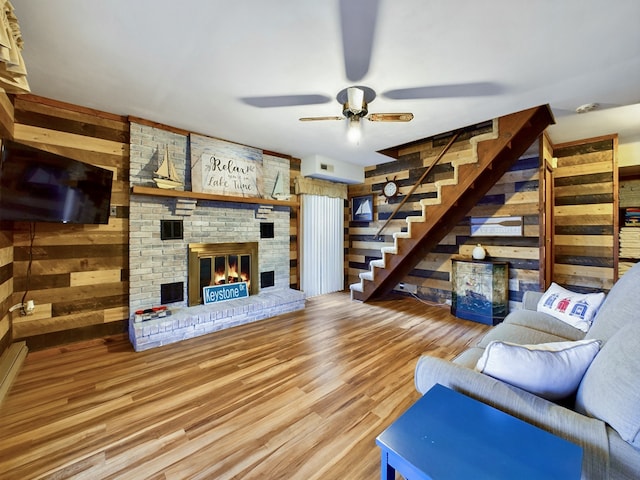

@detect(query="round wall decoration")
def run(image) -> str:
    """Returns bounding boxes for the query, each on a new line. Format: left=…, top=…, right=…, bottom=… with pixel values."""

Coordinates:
left=382, top=177, right=399, bottom=200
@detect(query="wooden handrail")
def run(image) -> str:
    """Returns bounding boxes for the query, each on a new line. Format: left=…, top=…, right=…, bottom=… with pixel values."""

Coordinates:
left=374, top=131, right=461, bottom=238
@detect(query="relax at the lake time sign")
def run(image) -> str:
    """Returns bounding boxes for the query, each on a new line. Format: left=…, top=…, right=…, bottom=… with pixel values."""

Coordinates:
left=190, top=133, right=264, bottom=197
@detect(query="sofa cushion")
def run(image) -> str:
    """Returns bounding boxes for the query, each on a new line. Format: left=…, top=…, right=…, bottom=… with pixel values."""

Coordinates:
left=475, top=339, right=601, bottom=400
left=502, top=308, right=586, bottom=341
left=576, top=322, right=640, bottom=448
left=586, top=261, right=640, bottom=343
left=477, top=322, right=575, bottom=349
left=455, top=312, right=585, bottom=369
left=522, top=290, right=543, bottom=311
left=537, top=283, right=605, bottom=332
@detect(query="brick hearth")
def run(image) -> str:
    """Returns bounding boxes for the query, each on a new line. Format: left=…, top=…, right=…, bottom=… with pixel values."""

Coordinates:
left=129, top=288, right=305, bottom=351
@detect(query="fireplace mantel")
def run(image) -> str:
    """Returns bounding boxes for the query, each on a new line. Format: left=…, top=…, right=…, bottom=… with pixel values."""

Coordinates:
left=132, top=185, right=298, bottom=208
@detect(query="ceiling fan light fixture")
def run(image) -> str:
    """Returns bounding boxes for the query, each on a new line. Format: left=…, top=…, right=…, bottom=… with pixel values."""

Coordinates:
left=347, top=86, right=365, bottom=115
left=343, top=100, right=368, bottom=118
left=347, top=116, right=362, bottom=144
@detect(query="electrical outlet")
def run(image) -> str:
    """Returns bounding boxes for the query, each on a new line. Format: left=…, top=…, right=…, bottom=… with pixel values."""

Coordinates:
left=396, top=283, right=418, bottom=294
left=25, top=300, right=35, bottom=314
left=9, top=300, right=35, bottom=315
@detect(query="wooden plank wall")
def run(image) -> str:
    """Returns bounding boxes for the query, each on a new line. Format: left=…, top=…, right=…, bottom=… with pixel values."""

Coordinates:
left=9, top=95, right=130, bottom=349
left=0, top=90, right=14, bottom=356
left=553, top=136, right=617, bottom=292
left=0, top=90, right=13, bottom=140
left=2, top=95, right=301, bottom=349
left=289, top=158, right=300, bottom=289
left=347, top=124, right=542, bottom=309
left=0, top=230, right=13, bottom=354
left=466, top=153, right=541, bottom=305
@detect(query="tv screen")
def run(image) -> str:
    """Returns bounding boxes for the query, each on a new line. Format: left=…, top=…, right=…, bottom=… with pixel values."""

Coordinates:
left=0, top=140, right=113, bottom=224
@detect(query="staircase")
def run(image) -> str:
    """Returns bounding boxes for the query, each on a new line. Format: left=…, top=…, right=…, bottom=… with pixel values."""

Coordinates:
left=350, top=105, right=555, bottom=302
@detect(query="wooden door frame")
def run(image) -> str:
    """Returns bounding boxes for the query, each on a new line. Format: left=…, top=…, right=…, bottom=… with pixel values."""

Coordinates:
left=540, top=134, right=554, bottom=290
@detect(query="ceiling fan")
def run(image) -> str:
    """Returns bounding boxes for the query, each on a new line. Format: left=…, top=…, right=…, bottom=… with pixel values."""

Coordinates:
left=240, top=0, right=502, bottom=142
left=299, top=85, right=414, bottom=143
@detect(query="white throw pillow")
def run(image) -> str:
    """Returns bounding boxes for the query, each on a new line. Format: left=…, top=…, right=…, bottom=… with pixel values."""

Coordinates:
left=475, top=339, right=601, bottom=400
left=536, top=282, right=605, bottom=332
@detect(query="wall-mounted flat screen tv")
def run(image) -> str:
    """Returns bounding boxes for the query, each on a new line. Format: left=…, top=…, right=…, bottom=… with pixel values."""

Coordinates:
left=0, top=140, right=113, bottom=224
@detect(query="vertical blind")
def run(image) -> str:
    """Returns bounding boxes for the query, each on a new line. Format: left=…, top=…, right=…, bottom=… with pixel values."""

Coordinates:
left=301, top=194, right=344, bottom=297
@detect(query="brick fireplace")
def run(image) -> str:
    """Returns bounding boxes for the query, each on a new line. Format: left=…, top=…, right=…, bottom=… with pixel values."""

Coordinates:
left=127, top=122, right=305, bottom=351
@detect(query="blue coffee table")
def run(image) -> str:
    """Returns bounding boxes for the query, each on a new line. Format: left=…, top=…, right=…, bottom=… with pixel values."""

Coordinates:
left=376, top=383, right=583, bottom=479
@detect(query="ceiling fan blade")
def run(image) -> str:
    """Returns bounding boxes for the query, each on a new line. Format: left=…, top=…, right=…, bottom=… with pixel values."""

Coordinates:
left=340, top=0, right=380, bottom=82
left=241, top=94, right=331, bottom=108
left=368, top=113, right=414, bottom=122
left=299, top=116, right=344, bottom=122
left=383, top=82, right=504, bottom=100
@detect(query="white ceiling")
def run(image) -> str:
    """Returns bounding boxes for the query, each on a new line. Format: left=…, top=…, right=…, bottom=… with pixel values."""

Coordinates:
left=11, top=0, right=640, bottom=167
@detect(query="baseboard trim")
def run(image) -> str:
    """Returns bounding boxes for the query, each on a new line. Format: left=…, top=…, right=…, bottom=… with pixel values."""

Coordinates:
left=0, top=341, right=28, bottom=406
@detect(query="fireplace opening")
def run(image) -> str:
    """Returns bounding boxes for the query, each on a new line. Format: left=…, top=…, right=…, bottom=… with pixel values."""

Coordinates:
left=201, top=255, right=251, bottom=288
left=188, top=242, right=258, bottom=306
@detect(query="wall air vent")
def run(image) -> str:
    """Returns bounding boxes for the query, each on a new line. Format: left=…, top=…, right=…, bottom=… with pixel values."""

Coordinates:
left=260, top=222, right=275, bottom=239
left=261, top=271, right=275, bottom=288
left=161, top=282, right=184, bottom=304
left=161, top=219, right=183, bottom=240
left=301, top=154, right=364, bottom=184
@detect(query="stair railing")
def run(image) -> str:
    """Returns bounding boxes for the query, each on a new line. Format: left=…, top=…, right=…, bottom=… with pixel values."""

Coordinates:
left=374, top=130, right=460, bottom=239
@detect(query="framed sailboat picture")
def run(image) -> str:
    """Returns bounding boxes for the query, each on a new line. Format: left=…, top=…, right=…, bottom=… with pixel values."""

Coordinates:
left=352, top=194, right=374, bottom=222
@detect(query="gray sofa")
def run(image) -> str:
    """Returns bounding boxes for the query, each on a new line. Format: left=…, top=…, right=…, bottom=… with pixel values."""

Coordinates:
left=415, top=261, right=640, bottom=480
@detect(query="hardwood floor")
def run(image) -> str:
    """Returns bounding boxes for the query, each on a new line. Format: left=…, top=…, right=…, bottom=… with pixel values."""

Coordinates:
left=0, top=292, right=490, bottom=479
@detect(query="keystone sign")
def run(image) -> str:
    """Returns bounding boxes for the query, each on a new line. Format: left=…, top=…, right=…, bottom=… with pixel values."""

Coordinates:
left=203, top=282, right=249, bottom=305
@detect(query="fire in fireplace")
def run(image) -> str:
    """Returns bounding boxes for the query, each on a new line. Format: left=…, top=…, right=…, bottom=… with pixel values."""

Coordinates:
left=188, top=242, right=259, bottom=306
left=210, top=255, right=251, bottom=286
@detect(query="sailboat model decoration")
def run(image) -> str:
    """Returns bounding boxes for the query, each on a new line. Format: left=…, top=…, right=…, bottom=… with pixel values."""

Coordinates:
left=153, top=144, right=183, bottom=190
left=270, top=171, right=290, bottom=200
